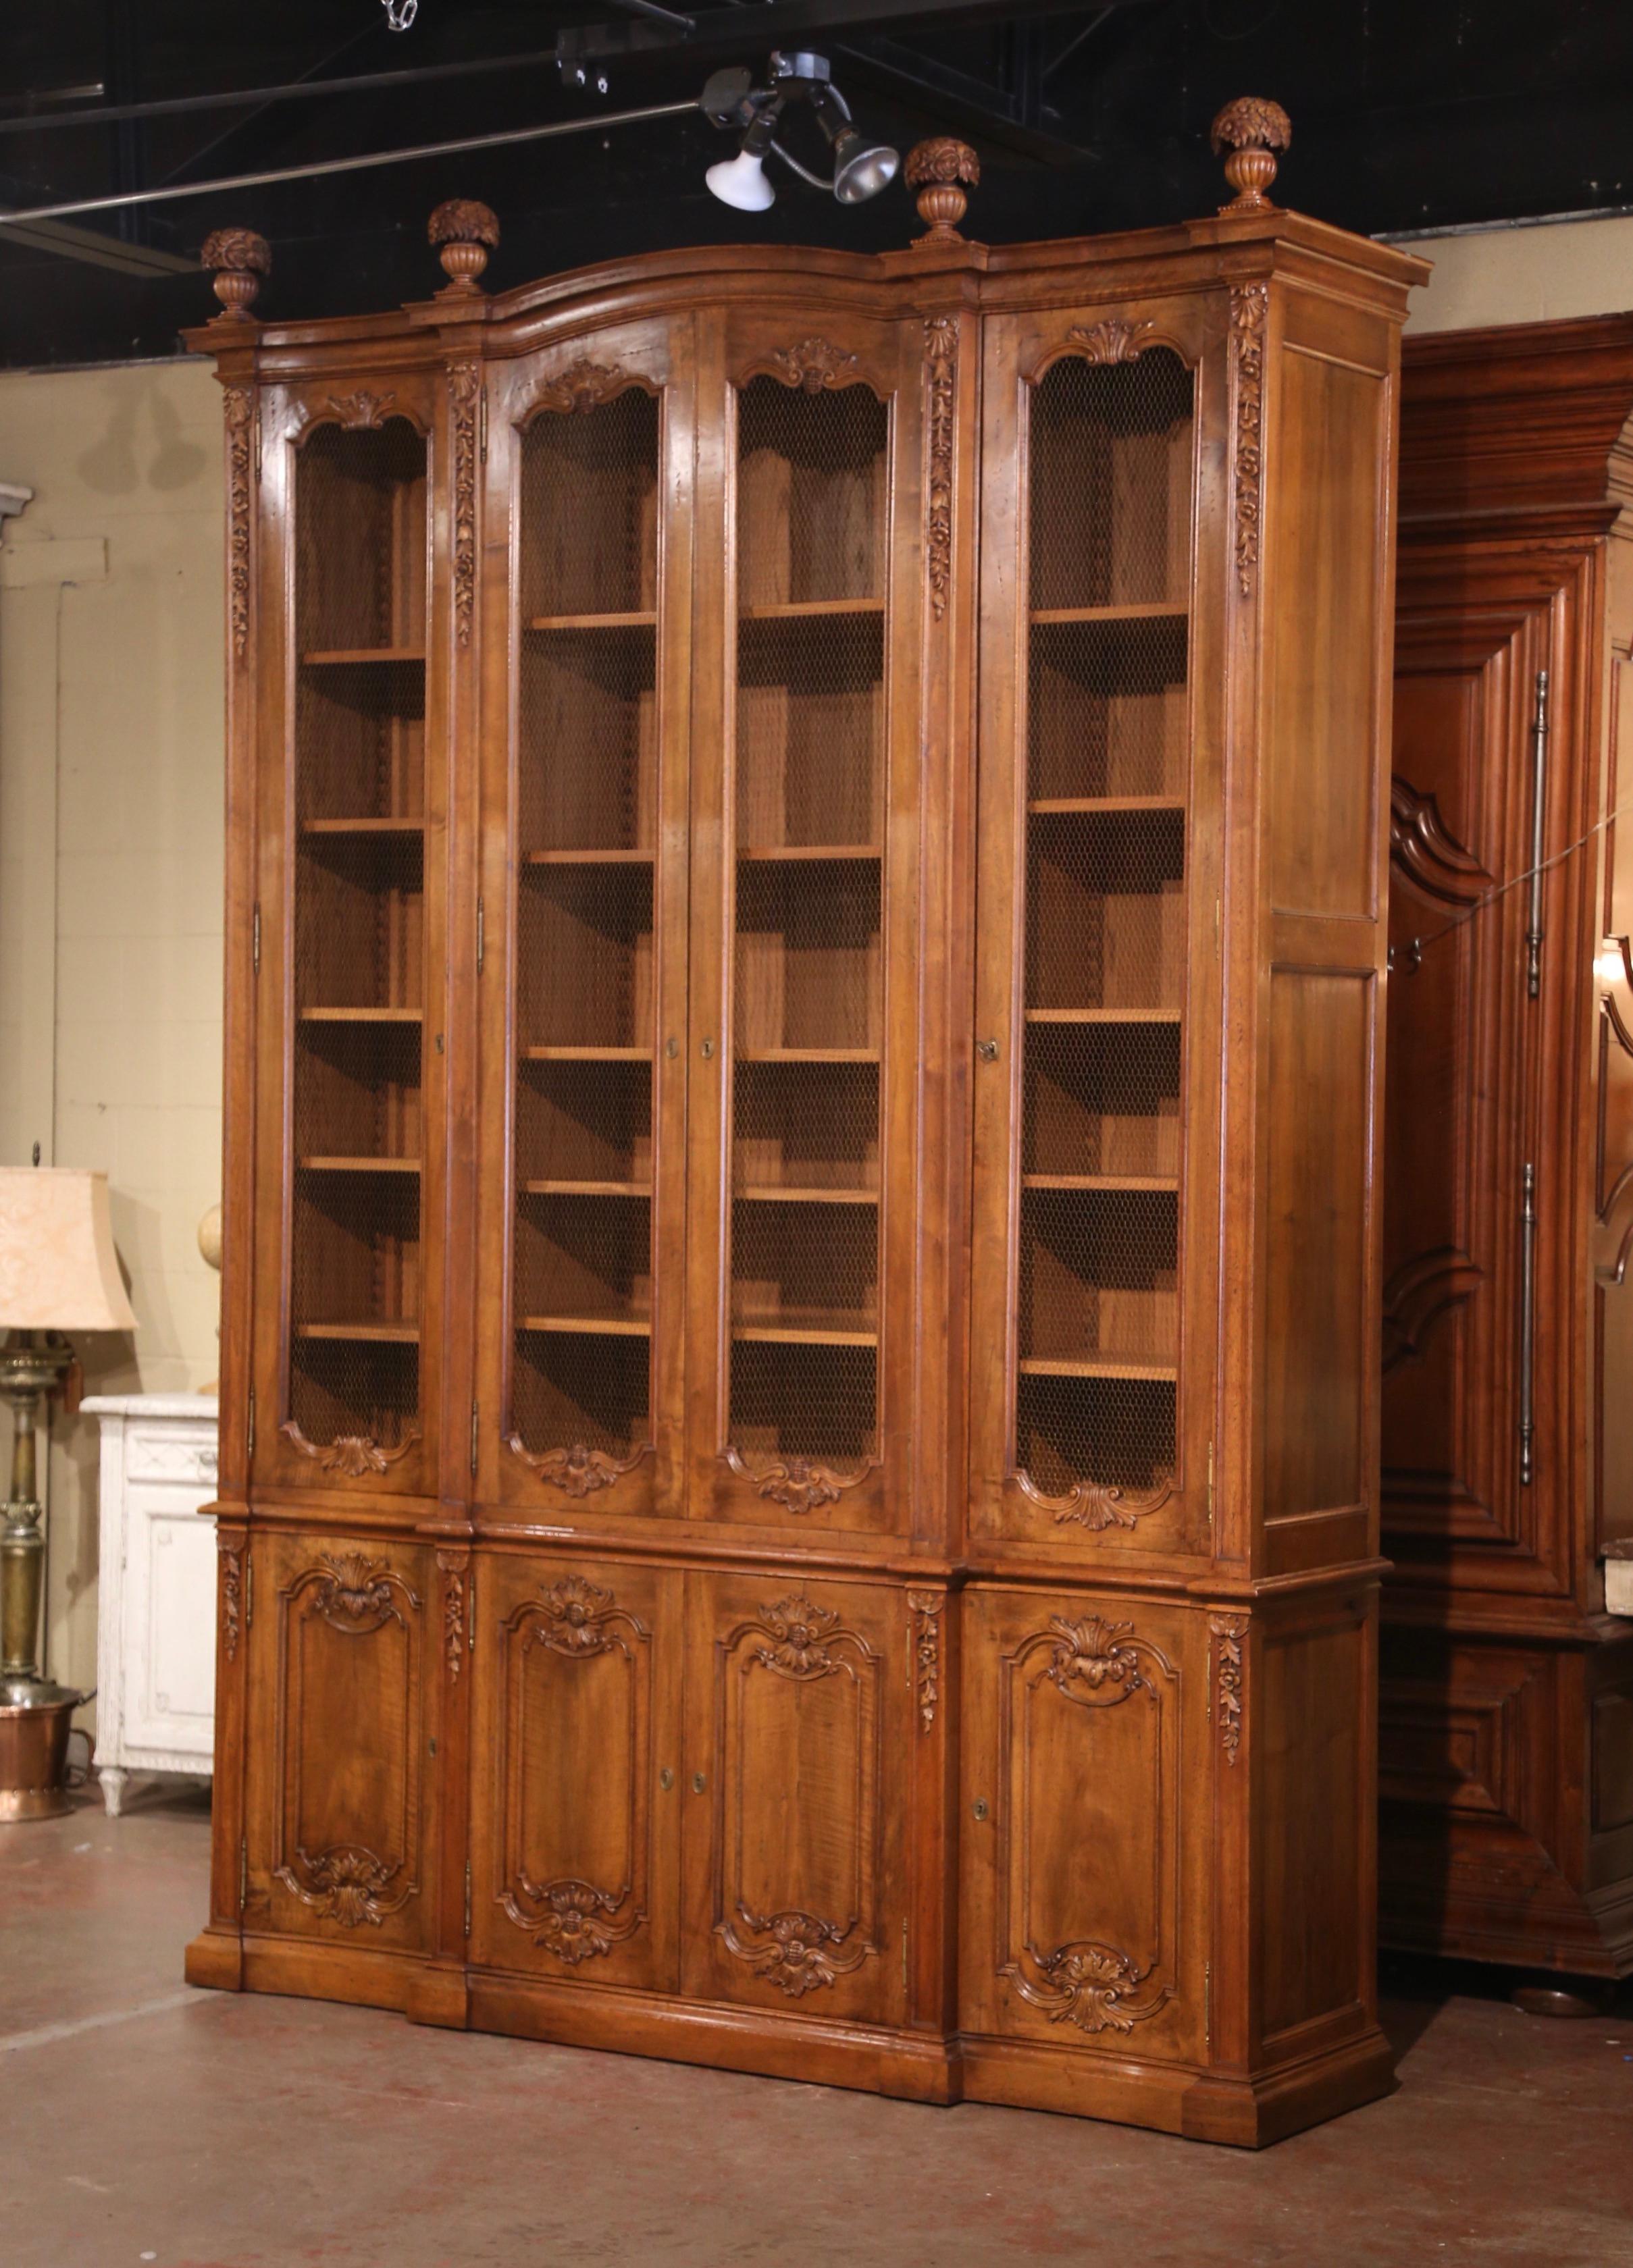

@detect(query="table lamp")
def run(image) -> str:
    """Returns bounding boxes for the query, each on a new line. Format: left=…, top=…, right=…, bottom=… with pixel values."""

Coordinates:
left=0, top=1167, right=136, bottom=1820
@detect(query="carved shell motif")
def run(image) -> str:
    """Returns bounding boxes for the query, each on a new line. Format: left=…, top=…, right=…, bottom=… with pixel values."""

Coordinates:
left=721, top=1906, right=867, bottom=1997
left=751, top=1594, right=846, bottom=1681
left=509, top=1434, right=649, bottom=1496
left=324, top=389, right=397, bottom=431
left=527, top=359, right=633, bottom=417
left=1066, top=318, right=1156, bottom=365
left=280, top=1843, right=404, bottom=1929
left=765, top=338, right=861, bottom=393
left=1044, top=1614, right=1149, bottom=1701
left=512, top=1878, right=628, bottom=1964
left=529, top=1573, right=627, bottom=1658
left=310, top=1552, right=404, bottom=1630
left=1015, top=1940, right=1169, bottom=2034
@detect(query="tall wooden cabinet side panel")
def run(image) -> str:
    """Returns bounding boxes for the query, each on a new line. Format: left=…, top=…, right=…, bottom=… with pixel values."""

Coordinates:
left=1380, top=317, right=1633, bottom=1979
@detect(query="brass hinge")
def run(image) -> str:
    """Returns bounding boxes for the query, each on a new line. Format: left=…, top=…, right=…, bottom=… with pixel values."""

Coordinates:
left=1205, top=1957, right=1212, bottom=2054
left=464, top=1860, right=473, bottom=1939
left=1214, top=895, right=1221, bottom=958
left=247, top=1385, right=255, bottom=1458
left=478, top=390, right=488, bottom=464
left=246, top=1551, right=253, bottom=1629
left=476, top=893, right=484, bottom=974
left=253, top=419, right=262, bottom=479
left=252, top=901, right=261, bottom=975
left=467, top=1567, right=475, bottom=1652
left=1207, top=1440, right=1214, bottom=1529
left=470, top=1398, right=479, bottom=1477
left=902, top=1918, right=910, bottom=1993
left=238, top=1835, right=248, bottom=1916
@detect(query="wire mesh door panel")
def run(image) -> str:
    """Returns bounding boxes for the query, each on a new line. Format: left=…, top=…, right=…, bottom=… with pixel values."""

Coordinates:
left=274, top=402, right=435, bottom=1492
left=689, top=329, right=914, bottom=1534
left=971, top=313, right=1216, bottom=1554
left=490, top=335, right=692, bottom=1517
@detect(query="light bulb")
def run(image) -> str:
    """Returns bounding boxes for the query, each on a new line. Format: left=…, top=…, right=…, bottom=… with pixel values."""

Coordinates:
left=706, top=149, right=777, bottom=212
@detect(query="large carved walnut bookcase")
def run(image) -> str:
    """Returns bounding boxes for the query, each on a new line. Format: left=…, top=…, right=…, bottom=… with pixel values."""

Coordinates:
left=186, top=123, right=1424, bottom=2145
left=1380, top=317, right=1633, bottom=1980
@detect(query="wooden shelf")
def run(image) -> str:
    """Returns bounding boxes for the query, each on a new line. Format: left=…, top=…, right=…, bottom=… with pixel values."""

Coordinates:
left=1025, top=1008, right=1181, bottom=1026
left=1029, top=797, right=1185, bottom=816
left=731, top=1316, right=877, bottom=1347
left=737, top=844, right=880, bottom=863
left=735, top=1186, right=877, bottom=1205
left=300, top=1156, right=421, bottom=1174
left=1029, top=603, right=1187, bottom=627
left=528, top=609, right=656, bottom=632
left=1022, top=1174, right=1178, bottom=1193
left=737, top=1047, right=879, bottom=1065
left=523, top=847, right=653, bottom=866
left=519, top=1313, right=652, bottom=1338
left=740, top=598, right=883, bottom=623
left=300, top=1006, right=422, bottom=1024
left=521, top=1044, right=649, bottom=1063
left=296, top=1321, right=419, bottom=1345
left=521, top=1179, right=650, bottom=1198
left=1018, top=1353, right=1177, bottom=1382
left=301, top=816, right=425, bottom=837
left=302, top=645, right=425, bottom=666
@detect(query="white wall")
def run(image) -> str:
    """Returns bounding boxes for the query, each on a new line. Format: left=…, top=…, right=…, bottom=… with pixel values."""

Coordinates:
left=1400, top=210, right=1633, bottom=334
left=0, top=358, right=224, bottom=1715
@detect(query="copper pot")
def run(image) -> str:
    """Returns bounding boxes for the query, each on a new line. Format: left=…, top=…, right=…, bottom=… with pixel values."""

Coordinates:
left=0, top=1693, right=89, bottom=1822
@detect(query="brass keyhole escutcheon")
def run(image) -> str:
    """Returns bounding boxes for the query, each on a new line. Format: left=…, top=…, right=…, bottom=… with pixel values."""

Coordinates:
left=972, top=1797, right=989, bottom=1822
left=976, top=1038, right=999, bottom=1062
left=701, top=1036, right=715, bottom=1060
left=659, top=1767, right=674, bottom=1792
left=666, top=1036, right=679, bottom=1059
left=692, top=1771, right=707, bottom=1794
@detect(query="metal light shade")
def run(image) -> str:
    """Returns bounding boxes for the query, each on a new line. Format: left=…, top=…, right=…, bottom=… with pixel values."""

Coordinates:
left=0, top=1169, right=136, bottom=1332
left=706, top=148, right=777, bottom=211
left=831, top=128, right=900, bottom=205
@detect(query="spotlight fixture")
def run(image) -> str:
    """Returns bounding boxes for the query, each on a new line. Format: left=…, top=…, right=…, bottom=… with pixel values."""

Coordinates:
left=700, top=52, right=900, bottom=212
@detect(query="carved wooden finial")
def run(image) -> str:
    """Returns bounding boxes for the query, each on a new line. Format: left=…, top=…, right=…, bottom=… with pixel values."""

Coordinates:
left=904, top=139, right=980, bottom=243
left=428, top=198, right=500, bottom=293
left=1210, top=97, right=1291, bottom=213
left=200, top=227, right=270, bottom=321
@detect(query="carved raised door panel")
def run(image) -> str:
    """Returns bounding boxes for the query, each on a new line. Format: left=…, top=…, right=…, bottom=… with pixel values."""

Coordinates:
left=680, top=1571, right=908, bottom=2023
left=967, top=296, right=1224, bottom=1560
left=683, top=307, right=925, bottom=1535
left=242, top=1530, right=433, bottom=1951
left=467, top=1552, right=682, bottom=1990
left=472, top=320, right=697, bottom=1523
left=959, top=1587, right=1206, bottom=2061
left=1383, top=587, right=1552, bottom=1573
left=247, top=372, right=444, bottom=1503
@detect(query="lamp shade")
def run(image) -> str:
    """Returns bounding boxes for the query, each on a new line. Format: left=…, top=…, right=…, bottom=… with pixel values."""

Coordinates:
left=0, top=1169, right=136, bottom=1331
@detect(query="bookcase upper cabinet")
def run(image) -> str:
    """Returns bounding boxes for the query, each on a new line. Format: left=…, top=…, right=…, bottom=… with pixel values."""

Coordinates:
left=186, top=115, right=1427, bottom=2147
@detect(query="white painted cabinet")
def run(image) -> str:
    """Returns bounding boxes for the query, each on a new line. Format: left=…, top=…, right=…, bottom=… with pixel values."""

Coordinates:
left=84, top=1394, right=219, bottom=1814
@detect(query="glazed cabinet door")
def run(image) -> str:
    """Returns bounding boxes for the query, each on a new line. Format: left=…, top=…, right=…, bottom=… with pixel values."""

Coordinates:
left=968, top=302, right=1224, bottom=1558
left=467, top=1552, right=683, bottom=1990
left=680, top=1569, right=910, bottom=2025
left=474, top=321, right=695, bottom=1520
left=249, top=375, right=444, bottom=1500
left=685, top=311, right=925, bottom=1532
left=242, top=1529, right=434, bottom=1952
left=1383, top=587, right=1553, bottom=1574
left=960, top=1585, right=1208, bottom=2063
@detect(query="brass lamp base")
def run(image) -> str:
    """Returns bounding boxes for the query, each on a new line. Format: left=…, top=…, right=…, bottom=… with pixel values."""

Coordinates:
left=0, top=1689, right=87, bottom=1822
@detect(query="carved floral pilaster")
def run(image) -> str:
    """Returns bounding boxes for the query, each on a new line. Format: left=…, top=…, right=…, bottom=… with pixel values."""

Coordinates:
left=1209, top=1614, right=1247, bottom=1764
left=925, top=316, right=956, bottom=622
left=219, top=1539, right=242, bottom=1664
left=223, top=386, right=253, bottom=663
left=1229, top=283, right=1268, bottom=599
left=907, top=1589, right=941, bottom=1731
left=448, top=362, right=479, bottom=651
left=438, top=1551, right=467, bottom=1683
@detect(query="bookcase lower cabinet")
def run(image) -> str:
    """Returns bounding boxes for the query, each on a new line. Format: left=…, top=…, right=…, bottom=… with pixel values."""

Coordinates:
left=238, top=1530, right=438, bottom=2000
left=186, top=128, right=1424, bottom=2144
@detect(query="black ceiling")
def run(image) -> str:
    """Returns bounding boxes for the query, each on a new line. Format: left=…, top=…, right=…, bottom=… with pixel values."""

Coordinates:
left=2, top=0, right=1632, bottom=369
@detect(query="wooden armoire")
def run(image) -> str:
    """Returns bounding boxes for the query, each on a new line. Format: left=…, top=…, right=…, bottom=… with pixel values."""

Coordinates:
left=1382, top=316, right=1633, bottom=1982
left=184, top=113, right=1425, bottom=2144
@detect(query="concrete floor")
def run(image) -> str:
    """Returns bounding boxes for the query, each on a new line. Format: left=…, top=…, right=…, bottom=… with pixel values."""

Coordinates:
left=3, top=1787, right=1632, bottom=2268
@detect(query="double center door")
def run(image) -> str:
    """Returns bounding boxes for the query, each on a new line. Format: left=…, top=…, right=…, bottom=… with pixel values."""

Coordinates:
left=471, top=305, right=927, bottom=1535
left=465, top=1547, right=914, bottom=2026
